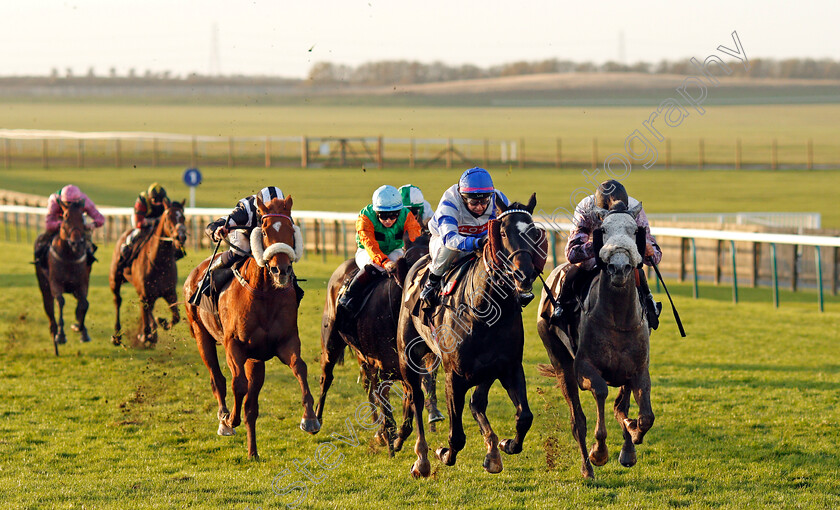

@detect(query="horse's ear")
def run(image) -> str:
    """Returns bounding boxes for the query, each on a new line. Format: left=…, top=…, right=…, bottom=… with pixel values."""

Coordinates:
left=628, top=201, right=642, bottom=219
left=593, top=206, right=609, bottom=221
left=181, top=199, right=186, bottom=207
left=526, top=193, right=537, bottom=214
left=284, top=195, right=293, bottom=210
left=496, top=194, right=507, bottom=213
left=255, top=194, right=268, bottom=215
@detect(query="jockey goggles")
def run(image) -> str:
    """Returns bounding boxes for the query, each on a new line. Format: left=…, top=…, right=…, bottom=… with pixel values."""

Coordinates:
left=462, top=194, right=491, bottom=207
left=377, top=211, right=401, bottom=221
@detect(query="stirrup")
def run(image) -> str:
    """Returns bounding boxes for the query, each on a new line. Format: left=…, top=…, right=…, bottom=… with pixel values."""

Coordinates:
left=420, top=281, right=440, bottom=307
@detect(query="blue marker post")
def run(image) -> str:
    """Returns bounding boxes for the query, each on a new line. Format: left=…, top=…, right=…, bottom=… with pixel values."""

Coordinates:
left=183, top=167, right=203, bottom=208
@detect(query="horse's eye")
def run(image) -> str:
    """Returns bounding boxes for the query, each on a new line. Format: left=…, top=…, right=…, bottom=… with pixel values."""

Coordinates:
left=500, top=231, right=507, bottom=238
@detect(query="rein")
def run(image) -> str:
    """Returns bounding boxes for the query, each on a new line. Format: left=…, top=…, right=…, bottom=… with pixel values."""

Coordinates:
left=49, top=244, right=86, bottom=264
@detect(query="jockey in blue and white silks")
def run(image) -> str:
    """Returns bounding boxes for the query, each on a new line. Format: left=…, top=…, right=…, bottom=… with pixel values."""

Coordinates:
left=421, top=167, right=509, bottom=307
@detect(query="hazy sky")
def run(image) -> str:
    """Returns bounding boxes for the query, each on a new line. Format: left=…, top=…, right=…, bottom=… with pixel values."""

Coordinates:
left=1, top=0, right=837, bottom=78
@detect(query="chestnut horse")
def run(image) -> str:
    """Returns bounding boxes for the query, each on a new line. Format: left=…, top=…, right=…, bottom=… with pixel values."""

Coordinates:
left=316, top=233, right=443, bottom=454
left=536, top=201, right=654, bottom=479
left=397, top=195, right=544, bottom=478
left=34, top=201, right=92, bottom=354
left=183, top=195, right=320, bottom=459
left=109, top=201, right=187, bottom=346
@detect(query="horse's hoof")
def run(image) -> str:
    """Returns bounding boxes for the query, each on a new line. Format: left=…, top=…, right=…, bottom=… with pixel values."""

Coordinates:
left=589, top=447, right=609, bottom=467
left=55, top=333, right=67, bottom=345
left=217, top=421, right=236, bottom=436
left=111, top=334, right=121, bottom=346
left=435, top=447, right=451, bottom=465
left=300, top=418, right=321, bottom=434
left=619, top=447, right=637, bottom=468
left=70, top=323, right=81, bottom=332
left=410, top=459, right=431, bottom=478
left=249, top=453, right=260, bottom=461
left=483, top=453, right=503, bottom=474
left=393, top=437, right=405, bottom=452
left=374, top=431, right=388, bottom=446
left=582, top=463, right=596, bottom=479
left=428, top=409, right=445, bottom=423
left=499, top=439, right=521, bottom=455
left=79, top=330, right=91, bottom=343
left=157, top=317, right=170, bottom=330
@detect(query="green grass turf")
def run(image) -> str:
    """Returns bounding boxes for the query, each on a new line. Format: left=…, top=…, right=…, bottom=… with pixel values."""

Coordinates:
left=2, top=102, right=840, bottom=165
left=2, top=166, right=839, bottom=229
left=0, top=238, right=839, bottom=509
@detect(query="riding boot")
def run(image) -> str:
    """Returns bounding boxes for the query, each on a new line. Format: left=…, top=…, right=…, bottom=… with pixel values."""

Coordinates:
left=636, top=269, right=661, bottom=330
left=420, top=272, right=442, bottom=308
left=86, top=241, right=98, bottom=266
left=205, top=250, right=247, bottom=296
left=33, top=241, right=50, bottom=267
left=338, top=265, right=378, bottom=317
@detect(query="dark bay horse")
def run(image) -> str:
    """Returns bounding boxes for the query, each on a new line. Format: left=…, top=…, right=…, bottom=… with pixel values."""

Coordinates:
left=109, top=201, right=187, bottom=346
left=34, top=201, right=92, bottom=354
left=316, top=234, right=443, bottom=453
left=537, top=201, right=654, bottom=479
left=183, top=195, right=319, bottom=459
left=397, top=195, right=545, bottom=478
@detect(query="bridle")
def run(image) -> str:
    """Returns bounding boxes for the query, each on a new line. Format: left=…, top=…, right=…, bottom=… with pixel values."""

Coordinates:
left=158, top=205, right=186, bottom=244
left=486, top=208, right=539, bottom=287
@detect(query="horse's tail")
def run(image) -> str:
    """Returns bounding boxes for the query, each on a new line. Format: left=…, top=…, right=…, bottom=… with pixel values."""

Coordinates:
left=536, top=363, right=559, bottom=378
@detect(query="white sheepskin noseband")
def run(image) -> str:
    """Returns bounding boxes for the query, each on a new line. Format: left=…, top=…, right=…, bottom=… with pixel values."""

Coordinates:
left=250, top=224, right=304, bottom=267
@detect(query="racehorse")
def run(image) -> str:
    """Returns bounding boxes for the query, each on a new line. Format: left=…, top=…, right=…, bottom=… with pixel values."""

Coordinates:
left=316, top=233, right=443, bottom=454
left=34, top=201, right=92, bottom=354
left=109, top=200, right=187, bottom=346
left=536, top=201, right=654, bottom=479
left=397, top=194, right=545, bottom=478
left=183, top=195, right=320, bottom=459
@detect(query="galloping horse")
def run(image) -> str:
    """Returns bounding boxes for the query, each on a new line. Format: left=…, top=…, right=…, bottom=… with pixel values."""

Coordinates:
left=397, top=195, right=544, bottom=478
left=536, top=201, right=654, bottom=479
left=34, top=201, right=92, bottom=354
left=109, top=201, right=187, bottom=346
left=183, top=195, right=320, bottom=459
left=316, top=233, right=443, bottom=453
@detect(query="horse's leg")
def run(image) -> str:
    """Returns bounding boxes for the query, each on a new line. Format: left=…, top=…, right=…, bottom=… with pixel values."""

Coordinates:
left=37, top=271, right=58, bottom=342
left=467, top=380, right=503, bottom=474
left=314, top=318, right=345, bottom=425
left=630, top=370, right=655, bottom=444
left=614, top=385, right=637, bottom=467
left=371, top=377, right=397, bottom=456
left=72, top=288, right=91, bottom=343
left=576, top=359, right=610, bottom=467
left=556, top=358, right=595, bottom=479
left=224, top=340, right=248, bottom=431
left=498, top=365, right=534, bottom=456
left=110, top=275, right=124, bottom=345
left=158, top=289, right=180, bottom=330
left=54, top=293, right=67, bottom=345
left=401, top=357, right=429, bottom=478
left=277, top=338, right=321, bottom=434
left=394, top=381, right=414, bottom=453
left=435, top=373, right=467, bottom=469
left=142, top=298, right=158, bottom=345
left=423, top=361, right=445, bottom=428
left=190, top=317, right=232, bottom=435
left=243, top=359, right=266, bottom=459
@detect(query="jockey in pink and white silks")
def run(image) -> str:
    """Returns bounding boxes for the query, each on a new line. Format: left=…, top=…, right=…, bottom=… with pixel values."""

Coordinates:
left=420, top=167, right=509, bottom=308
left=35, top=184, right=105, bottom=266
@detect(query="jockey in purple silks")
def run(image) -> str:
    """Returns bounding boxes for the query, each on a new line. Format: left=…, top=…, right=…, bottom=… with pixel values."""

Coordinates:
left=34, top=184, right=105, bottom=266
left=550, top=179, right=663, bottom=331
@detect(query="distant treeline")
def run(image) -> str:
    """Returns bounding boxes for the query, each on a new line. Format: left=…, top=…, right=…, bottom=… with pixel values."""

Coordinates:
left=307, top=57, right=840, bottom=85
left=2, top=57, right=839, bottom=87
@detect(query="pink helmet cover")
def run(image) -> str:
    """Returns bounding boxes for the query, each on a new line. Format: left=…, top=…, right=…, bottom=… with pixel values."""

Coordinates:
left=60, top=184, right=83, bottom=203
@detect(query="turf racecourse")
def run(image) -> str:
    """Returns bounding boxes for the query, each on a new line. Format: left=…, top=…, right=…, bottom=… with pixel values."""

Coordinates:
left=1, top=237, right=839, bottom=509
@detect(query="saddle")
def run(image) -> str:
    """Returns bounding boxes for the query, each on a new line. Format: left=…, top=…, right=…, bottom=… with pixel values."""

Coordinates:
left=336, top=267, right=385, bottom=319
left=407, top=254, right=476, bottom=326
left=194, top=258, right=248, bottom=329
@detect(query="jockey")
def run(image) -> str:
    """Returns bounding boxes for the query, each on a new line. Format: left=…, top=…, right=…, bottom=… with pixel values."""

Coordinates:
left=337, top=185, right=423, bottom=316
left=199, top=186, right=304, bottom=304
left=34, top=184, right=105, bottom=266
left=550, top=179, right=663, bottom=330
left=398, top=184, right=433, bottom=229
left=118, top=182, right=172, bottom=261
left=420, top=167, right=509, bottom=308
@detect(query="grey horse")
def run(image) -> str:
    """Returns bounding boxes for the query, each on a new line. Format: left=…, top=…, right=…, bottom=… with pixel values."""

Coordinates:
left=537, top=201, right=654, bottom=479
